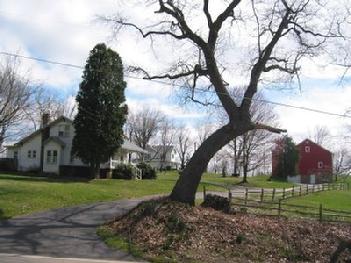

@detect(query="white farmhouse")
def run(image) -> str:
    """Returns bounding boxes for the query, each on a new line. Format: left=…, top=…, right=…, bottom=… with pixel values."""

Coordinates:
left=145, top=145, right=180, bottom=170
left=6, top=115, right=147, bottom=176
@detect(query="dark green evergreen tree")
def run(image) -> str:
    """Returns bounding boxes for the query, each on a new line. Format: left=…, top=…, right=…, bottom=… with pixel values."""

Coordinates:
left=72, top=43, right=127, bottom=178
left=275, top=136, right=299, bottom=180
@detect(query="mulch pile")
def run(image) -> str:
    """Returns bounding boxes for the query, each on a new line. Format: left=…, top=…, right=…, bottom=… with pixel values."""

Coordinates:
left=106, top=199, right=351, bottom=262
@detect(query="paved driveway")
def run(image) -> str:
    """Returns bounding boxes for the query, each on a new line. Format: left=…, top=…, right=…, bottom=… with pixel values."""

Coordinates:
left=0, top=198, right=152, bottom=262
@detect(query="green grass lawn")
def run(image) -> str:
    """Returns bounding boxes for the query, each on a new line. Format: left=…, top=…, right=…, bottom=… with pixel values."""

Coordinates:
left=238, top=175, right=294, bottom=189
left=0, top=171, right=293, bottom=220
left=284, top=177, right=351, bottom=211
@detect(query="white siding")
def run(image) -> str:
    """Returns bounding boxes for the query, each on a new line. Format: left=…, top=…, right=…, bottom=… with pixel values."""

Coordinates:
left=6, top=148, right=16, bottom=158
left=8, top=118, right=146, bottom=174
left=50, top=121, right=74, bottom=165
left=17, top=134, right=41, bottom=172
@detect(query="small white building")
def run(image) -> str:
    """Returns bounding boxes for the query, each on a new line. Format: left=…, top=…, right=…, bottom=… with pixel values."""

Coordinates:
left=145, top=145, right=180, bottom=170
left=6, top=115, right=147, bottom=176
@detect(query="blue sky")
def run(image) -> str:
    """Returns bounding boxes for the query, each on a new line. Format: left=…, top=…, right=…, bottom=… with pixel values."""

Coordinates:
left=0, top=0, right=350, bottom=144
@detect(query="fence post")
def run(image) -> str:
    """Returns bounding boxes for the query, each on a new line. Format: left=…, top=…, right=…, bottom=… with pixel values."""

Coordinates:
left=319, top=204, right=323, bottom=222
left=228, top=190, right=232, bottom=207
left=292, top=186, right=295, bottom=197
left=299, top=185, right=302, bottom=196
left=272, top=188, right=276, bottom=201
left=312, top=184, right=315, bottom=193
left=322, top=184, right=324, bottom=191
left=278, top=199, right=281, bottom=217
left=245, top=188, right=248, bottom=205
left=307, top=185, right=309, bottom=195
left=203, top=185, right=206, bottom=200
left=282, top=188, right=286, bottom=199
left=260, top=188, right=264, bottom=202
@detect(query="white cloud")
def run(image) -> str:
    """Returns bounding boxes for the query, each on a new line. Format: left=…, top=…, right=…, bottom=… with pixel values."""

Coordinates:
left=275, top=85, right=351, bottom=143
left=1, top=0, right=350, bottom=144
left=127, top=97, right=206, bottom=120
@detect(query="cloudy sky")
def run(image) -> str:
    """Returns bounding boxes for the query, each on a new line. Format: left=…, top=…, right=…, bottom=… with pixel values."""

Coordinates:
left=1, top=0, right=350, bottom=145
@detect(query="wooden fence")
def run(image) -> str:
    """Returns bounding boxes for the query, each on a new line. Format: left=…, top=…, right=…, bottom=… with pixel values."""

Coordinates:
left=202, top=182, right=351, bottom=223
left=228, top=182, right=349, bottom=203
left=229, top=198, right=351, bottom=223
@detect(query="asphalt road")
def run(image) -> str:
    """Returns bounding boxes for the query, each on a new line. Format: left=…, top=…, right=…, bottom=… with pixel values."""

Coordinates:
left=0, top=198, right=152, bottom=262
left=0, top=187, right=292, bottom=263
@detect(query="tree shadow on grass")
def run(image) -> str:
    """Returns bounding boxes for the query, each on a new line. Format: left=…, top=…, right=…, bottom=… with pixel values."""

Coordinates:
left=0, top=201, right=139, bottom=260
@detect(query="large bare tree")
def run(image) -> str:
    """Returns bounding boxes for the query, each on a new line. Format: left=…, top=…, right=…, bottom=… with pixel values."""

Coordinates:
left=108, top=0, right=349, bottom=204
left=0, top=58, right=32, bottom=150
left=175, top=126, right=192, bottom=170
left=26, top=87, right=76, bottom=130
left=158, top=118, right=175, bottom=169
left=126, top=107, right=165, bottom=150
left=311, top=125, right=330, bottom=147
left=217, top=89, right=278, bottom=182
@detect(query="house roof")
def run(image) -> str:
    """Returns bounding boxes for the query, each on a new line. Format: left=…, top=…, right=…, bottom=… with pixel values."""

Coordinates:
left=12, top=116, right=73, bottom=147
left=297, top=139, right=331, bottom=154
left=6, top=116, right=147, bottom=154
left=147, top=145, right=174, bottom=153
left=122, top=140, right=149, bottom=154
left=43, top=137, right=66, bottom=147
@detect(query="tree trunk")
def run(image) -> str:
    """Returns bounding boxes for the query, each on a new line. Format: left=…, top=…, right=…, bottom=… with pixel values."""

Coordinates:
left=170, top=123, right=247, bottom=205
left=91, top=163, right=100, bottom=179
left=242, top=163, right=248, bottom=183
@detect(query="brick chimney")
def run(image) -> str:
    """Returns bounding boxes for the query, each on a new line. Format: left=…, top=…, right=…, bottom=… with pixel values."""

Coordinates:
left=40, top=113, right=51, bottom=173
left=42, top=113, right=50, bottom=128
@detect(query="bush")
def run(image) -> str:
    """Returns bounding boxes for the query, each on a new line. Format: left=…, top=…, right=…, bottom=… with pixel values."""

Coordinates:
left=0, top=158, right=17, bottom=172
left=201, top=194, right=231, bottom=213
left=137, top=162, right=157, bottom=180
left=112, top=164, right=136, bottom=180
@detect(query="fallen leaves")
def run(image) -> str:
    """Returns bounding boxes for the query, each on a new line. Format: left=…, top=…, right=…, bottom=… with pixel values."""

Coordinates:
left=105, top=199, right=351, bottom=262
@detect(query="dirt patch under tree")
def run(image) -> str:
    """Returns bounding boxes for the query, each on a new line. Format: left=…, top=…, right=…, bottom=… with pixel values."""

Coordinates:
left=103, top=198, right=351, bottom=262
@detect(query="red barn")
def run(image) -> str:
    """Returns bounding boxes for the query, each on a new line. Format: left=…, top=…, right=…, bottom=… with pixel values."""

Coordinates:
left=272, top=139, right=333, bottom=184
left=297, top=139, right=333, bottom=184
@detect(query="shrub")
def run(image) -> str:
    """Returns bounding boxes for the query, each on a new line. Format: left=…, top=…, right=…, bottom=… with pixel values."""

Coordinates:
left=112, top=164, right=135, bottom=180
left=137, top=162, right=157, bottom=180
left=0, top=158, right=16, bottom=172
left=59, top=165, right=92, bottom=178
left=201, top=194, right=231, bottom=213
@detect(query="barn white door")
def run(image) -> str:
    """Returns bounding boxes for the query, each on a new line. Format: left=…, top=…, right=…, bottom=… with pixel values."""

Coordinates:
left=310, top=174, right=316, bottom=184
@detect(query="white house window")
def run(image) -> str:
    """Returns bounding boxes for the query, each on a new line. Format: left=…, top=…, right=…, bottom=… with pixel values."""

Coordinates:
left=52, top=150, right=58, bottom=164
left=33, top=150, right=37, bottom=158
left=318, top=161, right=323, bottom=169
left=28, top=150, right=31, bottom=158
left=305, top=146, right=310, bottom=153
left=46, top=150, right=51, bottom=163
left=58, top=124, right=70, bottom=137
left=47, top=150, right=58, bottom=164
left=14, top=151, right=18, bottom=159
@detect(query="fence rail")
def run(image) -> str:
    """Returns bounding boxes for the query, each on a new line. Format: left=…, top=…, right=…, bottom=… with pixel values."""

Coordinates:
left=227, top=197, right=351, bottom=223
left=231, top=182, right=349, bottom=203
left=202, top=182, right=351, bottom=223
